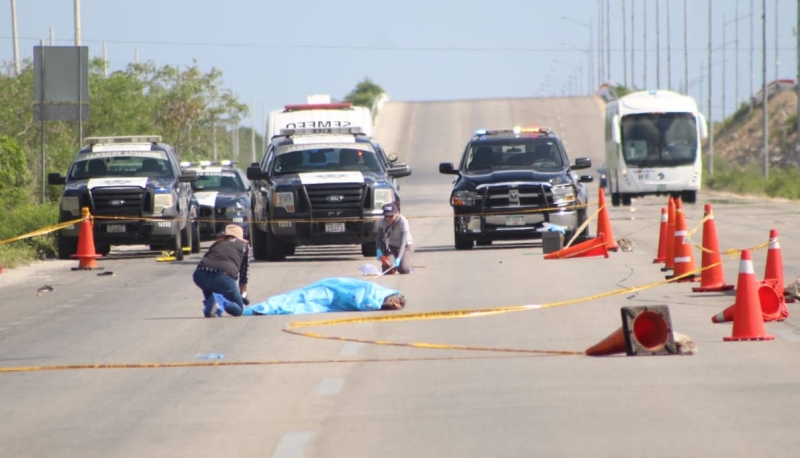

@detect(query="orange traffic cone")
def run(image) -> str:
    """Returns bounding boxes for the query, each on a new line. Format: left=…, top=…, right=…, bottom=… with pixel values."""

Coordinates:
left=763, top=229, right=791, bottom=301
left=692, top=204, right=734, bottom=292
left=544, top=232, right=609, bottom=260
left=661, top=197, right=676, bottom=272
left=723, top=250, right=775, bottom=341
left=711, top=279, right=784, bottom=323
left=586, top=306, right=676, bottom=356
left=596, top=188, right=619, bottom=252
left=71, top=207, right=104, bottom=271
left=653, top=207, right=669, bottom=263
left=665, top=206, right=698, bottom=282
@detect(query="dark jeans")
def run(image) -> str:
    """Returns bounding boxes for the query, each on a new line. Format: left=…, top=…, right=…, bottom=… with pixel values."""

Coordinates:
left=381, top=245, right=414, bottom=274
left=192, top=269, right=244, bottom=316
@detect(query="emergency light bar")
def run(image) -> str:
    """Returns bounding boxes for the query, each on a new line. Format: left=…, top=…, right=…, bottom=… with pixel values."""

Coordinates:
left=474, top=127, right=551, bottom=136
left=280, top=126, right=364, bottom=136
left=180, top=160, right=236, bottom=168
left=283, top=102, right=353, bottom=112
left=85, top=135, right=162, bottom=145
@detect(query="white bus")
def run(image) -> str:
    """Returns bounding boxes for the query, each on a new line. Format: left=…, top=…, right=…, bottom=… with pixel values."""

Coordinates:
left=604, top=90, right=708, bottom=206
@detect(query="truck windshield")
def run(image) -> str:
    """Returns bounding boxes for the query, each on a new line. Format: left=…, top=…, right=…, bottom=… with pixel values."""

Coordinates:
left=464, top=141, right=564, bottom=172
left=621, top=113, right=698, bottom=167
left=191, top=172, right=245, bottom=193
left=273, top=146, right=383, bottom=175
left=67, top=152, right=173, bottom=180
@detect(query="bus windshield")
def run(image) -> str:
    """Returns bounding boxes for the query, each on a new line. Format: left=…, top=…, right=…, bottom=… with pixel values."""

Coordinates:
left=620, top=113, right=697, bottom=167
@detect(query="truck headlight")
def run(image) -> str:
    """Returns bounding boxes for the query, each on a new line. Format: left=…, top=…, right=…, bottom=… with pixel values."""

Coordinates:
left=60, top=196, right=80, bottom=216
left=274, top=192, right=295, bottom=213
left=154, top=192, right=174, bottom=213
left=373, top=188, right=393, bottom=210
left=451, top=190, right=476, bottom=207
left=551, top=185, right=576, bottom=205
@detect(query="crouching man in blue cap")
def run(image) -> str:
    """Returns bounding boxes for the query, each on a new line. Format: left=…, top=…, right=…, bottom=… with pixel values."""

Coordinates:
left=193, top=224, right=250, bottom=317
left=376, top=202, right=414, bottom=274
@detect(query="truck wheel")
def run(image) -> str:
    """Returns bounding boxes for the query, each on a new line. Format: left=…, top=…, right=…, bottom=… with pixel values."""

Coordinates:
left=57, top=234, right=78, bottom=260
left=181, top=220, right=192, bottom=255
left=250, top=216, right=268, bottom=260
left=611, top=192, right=621, bottom=207
left=681, top=190, right=697, bottom=204
left=265, top=226, right=286, bottom=261
left=621, top=194, right=632, bottom=206
left=284, top=244, right=296, bottom=256
left=172, top=229, right=184, bottom=261
left=361, top=242, right=377, bottom=257
left=454, top=233, right=474, bottom=250
left=191, top=221, right=201, bottom=254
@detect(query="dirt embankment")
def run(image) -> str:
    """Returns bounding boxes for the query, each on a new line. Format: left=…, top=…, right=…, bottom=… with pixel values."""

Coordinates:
left=710, top=89, right=799, bottom=168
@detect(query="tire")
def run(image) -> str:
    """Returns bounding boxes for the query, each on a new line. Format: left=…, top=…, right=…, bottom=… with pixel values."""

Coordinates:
left=681, top=190, right=697, bottom=204
left=265, top=226, right=286, bottom=261
left=284, top=244, right=296, bottom=256
left=361, top=242, right=377, bottom=257
left=611, top=192, right=621, bottom=207
left=621, top=194, right=632, bottom=206
left=181, top=219, right=192, bottom=255
left=96, top=244, right=111, bottom=256
left=191, top=221, right=201, bottom=254
left=250, top=213, right=268, bottom=260
left=57, top=234, right=78, bottom=260
left=172, top=229, right=184, bottom=261
left=476, top=239, right=492, bottom=246
left=454, top=234, right=474, bottom=250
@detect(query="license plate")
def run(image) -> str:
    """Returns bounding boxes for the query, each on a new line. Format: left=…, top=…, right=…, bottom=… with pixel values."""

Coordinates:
left=325, top=222, right=345, bottom=233
left=505, top=215, right=525, bottom=226
left=107, top=224, right=126, bottom=233
left=231, top=217, right=244, bottom=223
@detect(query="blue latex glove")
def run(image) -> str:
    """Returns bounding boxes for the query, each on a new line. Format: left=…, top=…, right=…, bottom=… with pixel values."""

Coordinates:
left=376, top=249, right=383, bottom=261
left=393, top=257, right=401, bottom=268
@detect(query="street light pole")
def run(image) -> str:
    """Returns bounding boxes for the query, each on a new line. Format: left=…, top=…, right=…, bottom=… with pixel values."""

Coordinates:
left=708, top=0, right=714, bottom=176
left=684, top=0, right=689, bottom=93
left=762, top=0, right=769, bottom=179
left=622, top=0, right=628, bottom=87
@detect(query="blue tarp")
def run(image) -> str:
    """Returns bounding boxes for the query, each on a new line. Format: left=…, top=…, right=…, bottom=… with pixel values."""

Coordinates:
left=227, top=277, right=401, bottom=316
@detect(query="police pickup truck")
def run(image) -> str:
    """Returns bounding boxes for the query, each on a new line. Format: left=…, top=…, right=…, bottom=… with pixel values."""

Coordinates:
left=439, top=127, right=593, bottom=250
left=247, top=127, right=411, bottom=261
left=48, top=135, right=197, bottom=260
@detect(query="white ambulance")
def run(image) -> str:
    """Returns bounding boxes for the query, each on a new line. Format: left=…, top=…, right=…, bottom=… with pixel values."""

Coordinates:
left=267, top=95, right=374, bottom=140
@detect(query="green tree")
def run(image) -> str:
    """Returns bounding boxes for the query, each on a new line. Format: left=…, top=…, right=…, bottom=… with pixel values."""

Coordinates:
left=343, top=78, right=385, bottom=109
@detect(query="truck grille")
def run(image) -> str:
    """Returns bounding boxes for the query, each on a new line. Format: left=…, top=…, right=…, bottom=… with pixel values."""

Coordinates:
left=478, top=183, right=550, bottom=209
left=90, top=187, right=147, bottom=216
left=304, top=183, right=366, bottom=213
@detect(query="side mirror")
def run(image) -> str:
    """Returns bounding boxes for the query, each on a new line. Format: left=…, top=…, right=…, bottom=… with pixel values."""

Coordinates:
left=48, top=172, right=66, bottom=185
left=247, top=165, right=268, bottom=180
left=387, top=152, right=398, bottom=163
left=439, top=162, right=457, bottom=175
left=572, top=157, right=592, bottom=170
left=388, top=163, right=412, bottom=178
left=179, top=170, right=198, bottom=183
left=697, top=113, right=709, bottom=140
left=578, top=175, right=594, bottom=183
left=611, top=114, right=621, bottom=144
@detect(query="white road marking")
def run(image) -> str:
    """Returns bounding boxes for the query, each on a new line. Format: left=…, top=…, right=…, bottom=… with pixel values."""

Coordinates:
left=272, top=432, right=315, bottom=458
left=317, top=378, right=345, bottom=395
left=338, top=342, right=364, bottom=356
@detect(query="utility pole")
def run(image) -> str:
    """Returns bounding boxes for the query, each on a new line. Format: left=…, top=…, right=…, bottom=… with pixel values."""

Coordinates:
left=667, top=0, right=672, bottom=90
left=251, top=99, right=256, bottom=164
left=644, top=0, right=648, bottom=88
left=74, top=0, right=81, bottom=45
left=103, top=42, right=108, bottom=77
left=751, top=0, right=756, bottom=108
left=606, top=0, right=611, bottom=82
left=684, top=0, right=689, bottom=93
left=631, top=0, right=636, bottom=88
left=762, top=0, right=769, bottom=179
left=657, top=0, right=661, bottom=88
left=623, top=0, right=628, bottom=87
left=11, top=0, right=20, bottom=76
left=709, top=0, right=715, bottom=176
left=736, top=0, right=741, bottom=107
left=598, top=0, right=604, bottom=84
left=775, top=0, right=779, bottom=81
left=723, top=15, right=728, bottom=119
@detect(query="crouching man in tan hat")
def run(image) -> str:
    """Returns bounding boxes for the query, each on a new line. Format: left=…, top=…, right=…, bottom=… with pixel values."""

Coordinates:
left=193, top=224, right=250, bottom=317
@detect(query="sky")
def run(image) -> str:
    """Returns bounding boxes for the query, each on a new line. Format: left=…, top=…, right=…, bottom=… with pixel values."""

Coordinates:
left=0, top=0, right=798, bottom=126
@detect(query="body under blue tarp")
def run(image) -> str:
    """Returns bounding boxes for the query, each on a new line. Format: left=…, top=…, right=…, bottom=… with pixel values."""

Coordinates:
left=224, top=277, right=400, bottom=316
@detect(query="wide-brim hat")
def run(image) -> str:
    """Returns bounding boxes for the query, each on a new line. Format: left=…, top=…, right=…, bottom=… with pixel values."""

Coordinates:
left=217, top=224, right=246, bottom=242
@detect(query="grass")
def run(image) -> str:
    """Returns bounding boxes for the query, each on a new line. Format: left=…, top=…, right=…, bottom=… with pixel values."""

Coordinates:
left=705, top=158, right=800, bottom=200
left=0, top=196, right=59, bottom=269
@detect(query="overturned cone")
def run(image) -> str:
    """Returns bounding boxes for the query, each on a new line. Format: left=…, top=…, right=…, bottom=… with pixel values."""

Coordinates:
left=586, top=306, right=678, bottom=356
left=544, top=232, right=609, bottom=260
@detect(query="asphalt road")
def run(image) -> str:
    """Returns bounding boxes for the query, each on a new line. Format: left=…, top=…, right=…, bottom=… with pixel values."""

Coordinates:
left=2, top=96, right=800, bottom=457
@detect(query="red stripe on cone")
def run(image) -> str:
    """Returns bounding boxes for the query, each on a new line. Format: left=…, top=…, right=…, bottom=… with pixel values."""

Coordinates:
left=723, top=250, right=775, bottom=341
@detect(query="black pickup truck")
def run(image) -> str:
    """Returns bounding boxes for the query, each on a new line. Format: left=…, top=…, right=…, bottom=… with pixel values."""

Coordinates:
left=439, top=127, right=593, bottom=250
left=247, top=127, right=411, bottom=261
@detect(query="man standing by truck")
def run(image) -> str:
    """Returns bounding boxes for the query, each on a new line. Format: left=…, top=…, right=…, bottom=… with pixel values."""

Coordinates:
left=376, top=202, right=413, bottom=274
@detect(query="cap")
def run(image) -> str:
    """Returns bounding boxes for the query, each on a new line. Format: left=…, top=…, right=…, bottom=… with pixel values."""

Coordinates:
left=217, top=224, right=246, bottom=242
left=382, top=202, right=399, bottom=216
